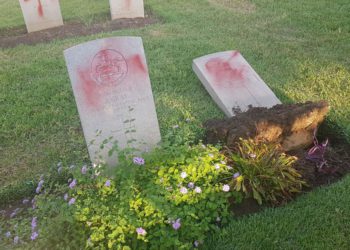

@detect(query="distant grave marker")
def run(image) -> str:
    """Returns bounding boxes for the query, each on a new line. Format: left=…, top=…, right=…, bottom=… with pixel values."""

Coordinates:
left=193, top=51, right=281, bottom=117
left=64, top=37, right=161, bottom=166
left=19, top=0, right=63, bottom=33
left=109, top=0, right=144, bottom=20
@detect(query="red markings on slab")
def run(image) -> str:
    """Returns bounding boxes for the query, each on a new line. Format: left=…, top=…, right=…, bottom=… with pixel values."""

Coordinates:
left=77, top=68, right=101, bottom=109
left=205, top=51, right=245, bottom=84
left=128, top=54, right=147, bottom=75
left=126, top=0, right=131, bottom=9
left=37, top=0, right=44, bottom=17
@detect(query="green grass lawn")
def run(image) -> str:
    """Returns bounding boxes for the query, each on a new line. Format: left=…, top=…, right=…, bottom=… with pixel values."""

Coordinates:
left=1, top=0, right=350, bottom=247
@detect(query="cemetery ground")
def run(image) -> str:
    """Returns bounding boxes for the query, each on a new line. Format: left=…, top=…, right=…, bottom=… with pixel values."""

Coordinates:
left=1, top=0, right=350, bottom=248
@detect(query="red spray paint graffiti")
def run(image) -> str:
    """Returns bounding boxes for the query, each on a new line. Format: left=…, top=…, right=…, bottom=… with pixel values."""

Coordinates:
left=205, top=51, right=245, bottom=85
left=37, top=0, right=44, bottom=17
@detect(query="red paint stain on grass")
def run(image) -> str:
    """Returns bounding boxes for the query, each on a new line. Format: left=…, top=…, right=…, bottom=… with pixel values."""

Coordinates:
left=205, top=51, right=245, bottom=85
left=37, top=0, right=44, bottom=17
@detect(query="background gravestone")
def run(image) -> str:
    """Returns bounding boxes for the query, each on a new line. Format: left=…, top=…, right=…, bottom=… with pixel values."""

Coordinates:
left=109, top=0, right=144, bottom=19
left=64, top=37, right=161, bottom=166
left=19, top=0, right=63, bottom=33
left=193, top=51, right=281, bottom=117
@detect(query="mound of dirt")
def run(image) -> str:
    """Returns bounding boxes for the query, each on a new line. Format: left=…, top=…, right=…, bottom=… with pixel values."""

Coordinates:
left=205, top=101, right=329, bottom=151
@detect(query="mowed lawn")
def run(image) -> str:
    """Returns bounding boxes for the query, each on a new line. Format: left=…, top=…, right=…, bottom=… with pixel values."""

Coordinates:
left=0, top=0, right=350, bottom=248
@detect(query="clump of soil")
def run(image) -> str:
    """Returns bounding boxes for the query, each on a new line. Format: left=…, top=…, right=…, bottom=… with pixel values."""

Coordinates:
left=205, top=101, right=329, bottom=151
left=0, top=12, right=158, bottom=48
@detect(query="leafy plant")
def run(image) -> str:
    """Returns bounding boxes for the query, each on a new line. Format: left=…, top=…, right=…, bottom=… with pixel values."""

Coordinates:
left=224, top=139, right=306, bottom=205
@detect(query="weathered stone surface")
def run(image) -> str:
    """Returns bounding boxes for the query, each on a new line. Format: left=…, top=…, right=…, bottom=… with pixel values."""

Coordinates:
left=193, top=51, right=281, bottom=117
left=64, top=37, right=161, bottom=167
left=204, top=101, right=330, bottom=151
left=19, top=0, right=63, bottom=33
left=109, top=0, right=144, bottom=20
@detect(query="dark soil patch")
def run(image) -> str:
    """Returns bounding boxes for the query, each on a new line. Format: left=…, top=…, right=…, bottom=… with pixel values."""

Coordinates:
left=0, top=12, right=158, bottom=48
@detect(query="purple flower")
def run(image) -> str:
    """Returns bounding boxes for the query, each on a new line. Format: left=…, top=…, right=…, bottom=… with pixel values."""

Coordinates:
left=222, top=184, right=230, bottom=192
left=136, top=227, right=147, bottom=236
left=172, top=219, right=181, bottom=230
left=180, top=187, right=188, bottom=194
left=180, top=171, right=187, bottom=179
left=105, top=180, right=111, bottom=187
left=214, top=164, right=220, bottom=170
left=22, top=199, right=29, bottom=204
left=81, top=165, right=87, bottom=175
left=10, top=208, right=19, bottom=218
left=172, top=124, right=179, bottom=129
left=31, top=198, right=36, bottom=209
left=5, top=231, right=11, bottom=238
left=13, top=236, right=19, bottom=244
left=68, top=198, right=76, bottom=206
left=31, top=231, right=39, bottom=241
left=133, top=157, right=145, bottom=165
left=31, top=217, right=37, bottom=230
left=36, top=180, right=44, bottom=193
left=194, top=240, right=199, bottom=247
left=194, top=186, right=202, bottom=193
left=69, top=179, right=77, bottom=189
left=64, top=193, right=68, bottom=201
left=233, top=172, right=240, bottom=179
left=188, top=182, right=195, bottom=189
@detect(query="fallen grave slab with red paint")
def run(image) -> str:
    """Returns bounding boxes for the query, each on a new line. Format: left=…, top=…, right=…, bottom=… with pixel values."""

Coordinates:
left=19, top=0, right=63, bottom=33
left=192, top=51, right=281, bottom=117
left=64, top=37, right=161, bottom=167
left=109, top=0, right=144, bottom=20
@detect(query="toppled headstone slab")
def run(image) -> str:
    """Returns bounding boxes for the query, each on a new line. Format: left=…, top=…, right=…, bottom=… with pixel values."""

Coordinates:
left=204, top=101, right=330, bottom=151
left=193, top=51, right=281, bottom=117
left=109, top=0, right=144, bottom=20
left=19, top=0, right=63, bottom=33
left=64, top=37, right=161, bottom=167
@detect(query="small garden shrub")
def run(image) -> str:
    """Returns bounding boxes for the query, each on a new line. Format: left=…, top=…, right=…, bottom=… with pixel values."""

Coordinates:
left=224, top=138, right=306, bottom=205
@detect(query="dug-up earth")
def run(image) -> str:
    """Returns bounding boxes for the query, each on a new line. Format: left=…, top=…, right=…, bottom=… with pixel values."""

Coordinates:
left=0, top=12, right=158, bottom=48
left=205, top=100, right=350, bottom=198
left=205, top=101, right=330, bottom=151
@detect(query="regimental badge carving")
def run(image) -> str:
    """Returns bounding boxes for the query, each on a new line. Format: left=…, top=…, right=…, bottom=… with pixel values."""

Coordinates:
left=91, top=49, right=128, bottom=85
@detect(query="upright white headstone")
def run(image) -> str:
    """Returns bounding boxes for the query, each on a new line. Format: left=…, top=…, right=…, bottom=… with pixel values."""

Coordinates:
left=19, top=0, right=63, bottom=33
left=193, top=51, right=281, bottom=117
left=109, top=0, right=144, bottom=20
left=64, top=37, right=161, bottom=166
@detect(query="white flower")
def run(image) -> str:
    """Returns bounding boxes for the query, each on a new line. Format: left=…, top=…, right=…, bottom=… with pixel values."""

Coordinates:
left=180, top=187, right=188, bottom=194
left=222, top=184, right=230, bottom=192
left=208, top=153, right=214, bottom=158
left=194, top=186, right=202, bottom=193
left=227, top=165, right=233, bottom=170
left=180, top=172, right=187, bottom=179
left=214, top=164, right=220, bottom=170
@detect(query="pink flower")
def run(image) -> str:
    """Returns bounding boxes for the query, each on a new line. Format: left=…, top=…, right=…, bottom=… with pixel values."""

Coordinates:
left=136, top=227, right=147, bottom=236
left=172, top=219, right=181, bottom=230
left=222, top=184, right=230, bottom=192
